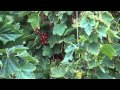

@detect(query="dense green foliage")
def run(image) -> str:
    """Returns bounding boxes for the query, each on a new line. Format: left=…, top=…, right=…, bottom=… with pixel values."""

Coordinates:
left=0, top=11, right=120, bottom=79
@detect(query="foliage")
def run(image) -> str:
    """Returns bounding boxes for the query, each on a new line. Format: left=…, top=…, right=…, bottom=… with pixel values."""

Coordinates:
left=0, top=11, right=120, bottom=79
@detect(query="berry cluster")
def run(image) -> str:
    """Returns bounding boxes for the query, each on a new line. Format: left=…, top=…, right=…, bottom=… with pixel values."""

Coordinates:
left=34, top=28, right=39, bottom=34
left=50, top=54, right=63, bottom=62
left=39, top=32, right=47, bottom=46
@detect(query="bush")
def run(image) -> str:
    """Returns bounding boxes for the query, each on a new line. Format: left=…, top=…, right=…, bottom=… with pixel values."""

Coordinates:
left=0, top=11, right=120, bottom=79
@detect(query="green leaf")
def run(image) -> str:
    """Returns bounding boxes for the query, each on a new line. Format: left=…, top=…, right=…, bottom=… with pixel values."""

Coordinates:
left=16, top=61, right=36, bottom=79
left=48, top=35, right=61, bottom=48
left=84, top=25, right=93, bottom=36
left=0, top=57, right=20, bottom=78
left=112, top=44, right=120, bottom=56
left=88, top=42, right=100, bottom=55
left=0, top=25, right=22, bottom=44
left=61, top=45, right=76, bottom=64
left=99, top=65, right=106, bottom=73
left=107, top=30, right=120, bottom=38
left=88, top=60, right=96, bottom=69
left=64, top=34, right=75, bottom=43
left=97, top=26, right=107, bottom=39
left=51, top=65, right=66, bottom=78
left=80, top=17, right=89, bottom=28
left=89, top=18, right=96, bottom=26
left=42, top=46, right=52, bottom=58
left=80, top=17, right=94, bottom=36
left=0, top=34, right=22, bottom=44
left=16, top=50, right=38, bottom=64
left=63, top=27, right=75, bottom=36
left=65, top=45, right=76, bottom=53
left=0, top=57, right=36, bottom=79
left=61, top=51, right=74, bottom=64
left=10, top=45, right=29, bottom=53
left=89, top=33, right=98, bottom=43
left=115, top=60, right=120, bottom=72
left=101, top=44, right=115, bottom=59
left=18, top=11, right=31, bottom=17
left=53, top=45, right=61, bottom=54
left=27, top=13, right=41, bottom=29
left=101, top=12, right=114, bottom=24
left=102, top=57, right=114, bottom=68
left=96, top=67, right=113, bottom=79
left=53, top=23, right=67, bottom=36
left=34, top=58, right=50, bottom=78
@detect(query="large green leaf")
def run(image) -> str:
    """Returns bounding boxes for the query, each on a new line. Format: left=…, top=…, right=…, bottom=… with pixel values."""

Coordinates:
left=65, top=45, right=76, bottom=53
left=53, top=23, right=67, bottom=36
left=63, top=27, right=75, bottom=36
left=101, top=12, right=114, bottom=24
left=53, top=45, right=61, bottom=54
left=42, top=46, right=52, bottom=58
left=27, top=13, right=41, bottom=29
left=0, top=57, right=36, bottom=79
left=0, top=23, right=22, bottom=44
left=88, top=60, right=96, bottom=69
left=64, top=34, right=75, bottom=43
left=102, top=57, right=114, bottom=68
left=61, top=51, right=74, bottom=64
left=0, top=57, right=20, bottom=78
left=10, top=45, right=29, bottom=53
left=80, top=17, right=95, bottom=36
left=97, top=26, right=107, bottom=39
left=80, top=17, right=89, bottom=28
left=88, top=42, right=100, bottom=55
left=100, top=44, right=115, bottom=59
left=48, top=35, right=61, bottom=48
left=84, top=25, right=93, bottom=36
left=50, top=65, right=66, bottom=78
left=96, top=67, right=113, bottom=79
left=0, top=34, right=22, bottom=44
left=34, top=58, right=50, bottom=79
left=61, top=45, right=76, bottom=64
left=89, top=33, right=98, bottom=43
left=16, top=50, right=38, bottom=64
left=16, top=61, right=36, bottom=79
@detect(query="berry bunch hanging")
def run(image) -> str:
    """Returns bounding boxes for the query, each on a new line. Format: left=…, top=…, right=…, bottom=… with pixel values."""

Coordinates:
left=39, top=32, right=48, bottom=46
left=50, top=53, right=63, bottom=62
